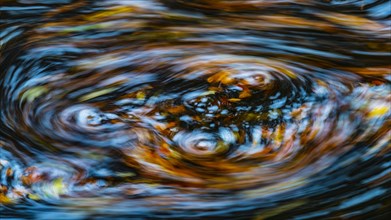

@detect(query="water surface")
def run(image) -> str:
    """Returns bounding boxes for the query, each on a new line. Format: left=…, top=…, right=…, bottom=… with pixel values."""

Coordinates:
left=1, top=0, right=390, bottom=219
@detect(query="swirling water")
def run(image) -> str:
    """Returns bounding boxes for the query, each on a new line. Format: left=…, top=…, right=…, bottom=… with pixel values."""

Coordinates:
left=0, top=0, right=390, bottom=219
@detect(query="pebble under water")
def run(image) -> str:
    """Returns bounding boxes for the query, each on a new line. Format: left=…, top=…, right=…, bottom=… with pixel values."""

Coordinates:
left=0, top=0, right=390, bottom=219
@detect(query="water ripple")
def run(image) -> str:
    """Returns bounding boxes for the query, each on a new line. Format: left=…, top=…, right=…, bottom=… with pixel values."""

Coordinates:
left=1, top=0, right=390, bottom=219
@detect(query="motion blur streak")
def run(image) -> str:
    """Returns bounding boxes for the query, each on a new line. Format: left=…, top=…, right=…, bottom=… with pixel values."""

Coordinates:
left=0, top=0, right=390, bottom=219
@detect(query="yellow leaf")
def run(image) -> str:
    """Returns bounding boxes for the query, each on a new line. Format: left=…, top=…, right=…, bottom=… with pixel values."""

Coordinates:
left=136, top=91, right=146, bottom=100
left=0, top=194, right=12, bottom=204
left=28, top=194, right=40, bottom=200
left=53, top=178, right=65, bottom=195
left=239, top=90, right=251, bottom=98
left=87, top=6, right=135, bottom=21
left=368, top=106, right=389, bottom=118
left=228, top=98, right=241, bottom=102
left=21, top=86, right=48, bottom=102
left=79, top=87, right=116, bottom=101
left=116, top=172, right=136, bottom=178
left=207, top=70, right=235, bottom=84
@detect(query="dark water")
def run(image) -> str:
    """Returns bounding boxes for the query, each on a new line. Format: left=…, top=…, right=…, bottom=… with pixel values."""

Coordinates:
left=1, top=0, right=390, bottom=219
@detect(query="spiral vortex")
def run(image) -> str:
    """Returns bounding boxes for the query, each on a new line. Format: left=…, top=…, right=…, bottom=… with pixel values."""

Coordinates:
left=1, top=0, right=390, bottom=219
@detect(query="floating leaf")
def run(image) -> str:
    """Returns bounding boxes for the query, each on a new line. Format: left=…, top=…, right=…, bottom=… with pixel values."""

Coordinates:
left=318, top=13, right=385, bottom=31
left=86, top=6, right=136, bottom=21
left=62, top=23, right=112, bottom=33
left=53, top=178, right=65, bottom=194
left=20, top=86, right=48, bottom=102
left=136, top=91, right=146, bottom=100
left=239, top=89, right=251, bottom=98
left=79, top=87, right=116, bottom=101
left=0, top=194, right=12, bottom=204
left=116, top=172, right=136, bottom=178
left=207, top=70, right=235, bottom=85
left=368, top=106, right=389, bottom=118
left=228, top=98, right=241, bottom=102
left=43, top=178, right=66, bottom=198
left=254, top=200, right=307, bottom=220
left=28, top=193, right=40, bottom=200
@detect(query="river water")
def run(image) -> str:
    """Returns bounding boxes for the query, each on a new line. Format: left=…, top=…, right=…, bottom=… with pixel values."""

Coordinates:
left=1, top=0, right=390, bottom=219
